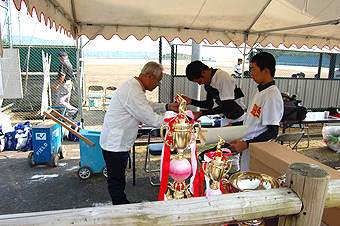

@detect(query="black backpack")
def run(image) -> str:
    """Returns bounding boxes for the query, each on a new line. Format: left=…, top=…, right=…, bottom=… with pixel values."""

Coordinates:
left=282, top=100, right=298, bottom=121
left=281, top=94, right=307, bottom=121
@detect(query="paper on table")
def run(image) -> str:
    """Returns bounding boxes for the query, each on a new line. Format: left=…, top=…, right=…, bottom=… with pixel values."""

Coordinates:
left=198, top=125, right=248, bottom=145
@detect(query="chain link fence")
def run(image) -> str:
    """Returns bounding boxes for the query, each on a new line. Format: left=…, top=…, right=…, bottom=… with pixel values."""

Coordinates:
left=1, top=39, right=340, bottom=133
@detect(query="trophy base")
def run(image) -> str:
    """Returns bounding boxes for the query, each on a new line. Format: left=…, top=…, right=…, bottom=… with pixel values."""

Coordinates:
left=206, top=188, right=222, bottom=196
left=165, top=181, right=192, bottom=200
left=237, top=219, right=265, bottom=226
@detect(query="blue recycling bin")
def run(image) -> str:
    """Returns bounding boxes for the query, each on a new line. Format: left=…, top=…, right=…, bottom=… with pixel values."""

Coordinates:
left=28, top=121, right=63, bottom=167
left=77, top=130, right=106, bottom=179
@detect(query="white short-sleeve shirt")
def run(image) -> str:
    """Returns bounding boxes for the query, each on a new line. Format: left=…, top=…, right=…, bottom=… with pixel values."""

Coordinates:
left=210, top=69, right=246, bottom=125
left=241, top=84, right=283, bottom=171
left=334, top=70, right=340, bottom=79
left=233, top=64, right=242, bottom=75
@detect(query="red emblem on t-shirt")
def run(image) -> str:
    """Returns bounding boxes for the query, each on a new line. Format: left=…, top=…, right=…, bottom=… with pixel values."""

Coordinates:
left=250, top=103, right=261, bottom=118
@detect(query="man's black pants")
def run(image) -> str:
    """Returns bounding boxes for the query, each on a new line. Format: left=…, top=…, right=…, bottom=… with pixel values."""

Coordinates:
left=102, top=149, right=130, bottom=205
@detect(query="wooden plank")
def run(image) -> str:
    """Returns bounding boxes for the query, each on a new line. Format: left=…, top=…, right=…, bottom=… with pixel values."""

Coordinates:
left=48, top=107, right=80, bottom=131
left=0, top=180, right=339, bottom=225
left=0, top=188, right=302, bottom=226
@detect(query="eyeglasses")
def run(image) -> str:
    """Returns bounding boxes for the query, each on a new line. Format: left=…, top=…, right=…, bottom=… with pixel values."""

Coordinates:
left=152, top=74, right=162, bottom=85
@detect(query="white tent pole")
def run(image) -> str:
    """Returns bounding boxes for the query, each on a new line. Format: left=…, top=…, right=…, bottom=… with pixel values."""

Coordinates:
left=0, top=17, right=3, bottom=58
left=75, top=28, right=84, bottom=129
left=190, top=39, right=201, bottom=112
left=6, top=0, right=12, bottom=48
left=240, top=42, right=247, bottom=89
left=255, top=19, right=340, bottom=34
left=240, top=33, right=248, bottom=89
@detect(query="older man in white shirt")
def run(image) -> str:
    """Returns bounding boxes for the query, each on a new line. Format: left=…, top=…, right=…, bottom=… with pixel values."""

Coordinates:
left=100, top=61, right=178, bottom=205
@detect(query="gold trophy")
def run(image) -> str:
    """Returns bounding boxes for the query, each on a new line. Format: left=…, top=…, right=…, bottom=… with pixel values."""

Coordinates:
left=160, top=94, right=201, bottom=200
left=161, top=94, right=201, bottom=158
left=202, top=134, right=233, bottom=196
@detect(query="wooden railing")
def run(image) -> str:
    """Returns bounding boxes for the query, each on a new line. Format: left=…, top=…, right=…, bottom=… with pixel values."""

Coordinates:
left=0, top=163, right=339, bottom=226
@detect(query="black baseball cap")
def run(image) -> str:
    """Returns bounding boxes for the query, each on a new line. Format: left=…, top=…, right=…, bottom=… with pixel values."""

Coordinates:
left=238, top=58, right=243, bottom=61
left=58, top=51, right=68, bottom=57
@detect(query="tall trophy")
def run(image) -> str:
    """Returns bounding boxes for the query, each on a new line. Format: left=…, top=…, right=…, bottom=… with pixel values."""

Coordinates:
left=202, top=134, right=233, bottom=196
left=160, top=94, right=201, bottom=200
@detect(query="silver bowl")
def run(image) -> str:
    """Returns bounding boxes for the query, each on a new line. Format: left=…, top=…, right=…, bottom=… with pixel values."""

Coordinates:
left=228, top=171, right=280, bottom=192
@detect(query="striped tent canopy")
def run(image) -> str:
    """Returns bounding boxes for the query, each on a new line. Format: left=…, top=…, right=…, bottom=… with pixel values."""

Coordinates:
left=12, top=0, right=340, bottom=49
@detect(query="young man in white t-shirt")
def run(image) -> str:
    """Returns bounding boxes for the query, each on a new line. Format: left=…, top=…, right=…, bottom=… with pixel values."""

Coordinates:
left=228, top=52, right=284, bottom=171
left=182, top=60, right=246, bottom=173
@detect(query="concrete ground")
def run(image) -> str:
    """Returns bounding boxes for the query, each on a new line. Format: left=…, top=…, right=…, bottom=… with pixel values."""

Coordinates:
left=0, top=139, right=159, bottom=215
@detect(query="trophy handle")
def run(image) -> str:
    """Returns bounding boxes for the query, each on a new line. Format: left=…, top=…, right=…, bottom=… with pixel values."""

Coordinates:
left=222, top=159, right=234, bottom=179
left=160, top=124, right=174, bottom=148
left=201, top=160, right=212, bottom=180
left=189, top=123, right=201, bottom=146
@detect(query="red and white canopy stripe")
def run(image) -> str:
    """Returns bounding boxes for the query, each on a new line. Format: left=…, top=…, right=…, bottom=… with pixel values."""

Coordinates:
left=11, top=0, right=340, bottom=49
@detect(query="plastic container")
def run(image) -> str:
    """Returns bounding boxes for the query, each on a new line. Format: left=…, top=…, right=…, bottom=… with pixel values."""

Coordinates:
left=78, top=130, right=106, bottom=179
left=29, top=121, right=63, bottom=167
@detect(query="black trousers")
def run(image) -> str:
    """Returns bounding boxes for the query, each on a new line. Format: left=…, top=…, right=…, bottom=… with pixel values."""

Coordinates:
left=102, top=149, right=130, bottom=205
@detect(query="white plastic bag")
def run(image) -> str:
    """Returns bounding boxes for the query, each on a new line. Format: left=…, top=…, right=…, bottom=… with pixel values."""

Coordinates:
left=0, top=113, right=13, bottom=134
left=322, top=124, right=340, bottom=153
left=0, top=135, right=5, bottom=152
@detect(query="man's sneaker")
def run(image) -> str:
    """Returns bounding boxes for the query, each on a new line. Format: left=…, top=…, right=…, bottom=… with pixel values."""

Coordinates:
left=72, top=110, right=79, bottom=120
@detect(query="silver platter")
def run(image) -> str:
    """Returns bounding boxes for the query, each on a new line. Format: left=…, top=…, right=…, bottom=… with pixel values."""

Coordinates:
left=228, top=171, right=280, bottom=191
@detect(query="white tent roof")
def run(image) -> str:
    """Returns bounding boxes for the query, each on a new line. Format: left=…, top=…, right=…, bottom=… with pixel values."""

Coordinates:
left=13, top=0, right=340, bottom=48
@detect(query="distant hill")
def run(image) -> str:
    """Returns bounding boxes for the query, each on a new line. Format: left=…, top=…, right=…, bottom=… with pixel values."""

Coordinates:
left=3, top=35, right=159, bottom=59
left=84, top=49, right=158, bottom=59
left=3, top=35, right=74, bottom=46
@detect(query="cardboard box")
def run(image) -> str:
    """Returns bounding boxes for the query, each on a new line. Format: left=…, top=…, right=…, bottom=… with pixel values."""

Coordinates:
left=248, top=141, right=340, bottom=226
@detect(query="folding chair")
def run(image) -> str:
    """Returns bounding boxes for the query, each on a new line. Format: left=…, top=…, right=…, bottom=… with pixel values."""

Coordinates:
left=144, top=128, right=176, bottom=186
left=275, top=131, right=305, bottom=152
left=103, top=86, right=117, bottom=110
left=288, top=123, right=310, bottom=148
left=88, top=85, right=104, bottom=110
